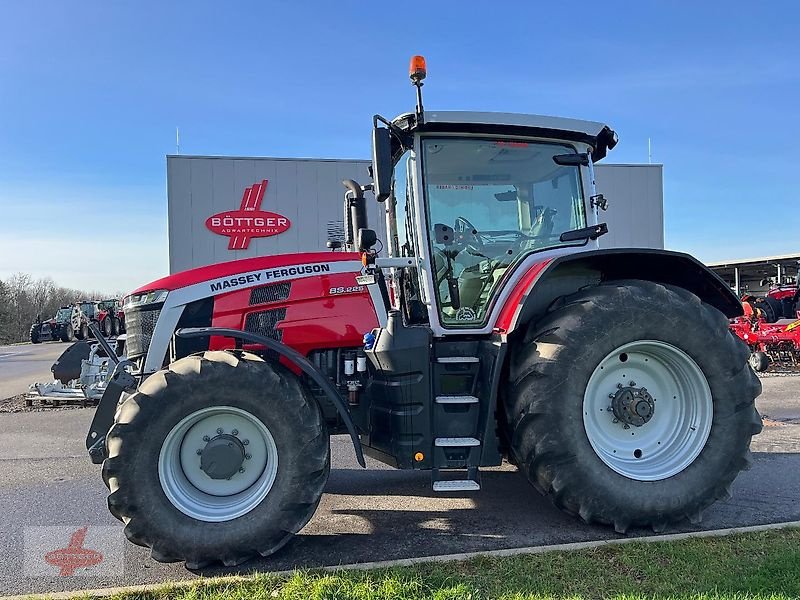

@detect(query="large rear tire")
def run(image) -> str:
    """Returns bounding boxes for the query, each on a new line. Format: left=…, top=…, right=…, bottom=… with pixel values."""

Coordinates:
left=30, top=325, right=41, bottom=344
left=102, top=317, right=113, bottom=338
left=505, top=280, right=762, bottom=533
left=102, top=350, right=330, bottom=568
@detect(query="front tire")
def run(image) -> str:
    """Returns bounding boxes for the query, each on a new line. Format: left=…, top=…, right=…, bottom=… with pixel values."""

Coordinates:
left=30, top=325, right=41, bottom=344
left=60, top=325, right=75, bottom=343
left=505, top=280, right=762, bottom=533
left=102, top=351, right=330, bottom=567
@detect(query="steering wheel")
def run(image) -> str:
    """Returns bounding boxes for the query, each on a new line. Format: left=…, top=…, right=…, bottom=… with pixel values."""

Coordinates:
left=454, top=216, right=484, bottom=254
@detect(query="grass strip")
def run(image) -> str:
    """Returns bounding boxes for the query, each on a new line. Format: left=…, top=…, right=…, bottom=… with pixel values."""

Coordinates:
left=91, top=528, right=800, bottom=600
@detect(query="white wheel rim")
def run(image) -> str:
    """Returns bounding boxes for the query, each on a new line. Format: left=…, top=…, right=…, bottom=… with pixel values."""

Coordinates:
left=158, top=406, right=278, bottom=522
left=583, top=340, right=712, bottom=481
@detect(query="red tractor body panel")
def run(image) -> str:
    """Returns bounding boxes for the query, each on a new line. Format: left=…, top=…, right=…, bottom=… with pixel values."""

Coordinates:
left=493, top=258, right=555, bottom=333
left=209, top=270, right=380, bottom=356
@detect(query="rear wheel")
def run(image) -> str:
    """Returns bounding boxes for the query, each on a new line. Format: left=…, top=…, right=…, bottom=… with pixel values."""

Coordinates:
left=102, top=317, right=113, bottom=338
left=111, top=317, right=120, bottom=337
left=102, top=351, right=329, bottom=567
left=30, top=325, right=40, bottom=344
left=506, top=280, right=762, bottom=532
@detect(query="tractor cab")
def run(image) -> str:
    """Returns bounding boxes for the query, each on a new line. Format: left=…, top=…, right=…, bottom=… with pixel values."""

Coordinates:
left=360, top=57, right=617, bottom=334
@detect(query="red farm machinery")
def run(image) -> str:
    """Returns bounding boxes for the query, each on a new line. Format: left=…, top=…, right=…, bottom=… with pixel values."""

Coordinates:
left=731, top=283, right=800, bottom=371
left=86, top=57, right=761, bottom=568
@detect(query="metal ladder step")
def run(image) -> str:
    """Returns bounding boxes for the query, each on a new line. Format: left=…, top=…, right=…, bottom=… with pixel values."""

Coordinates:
left=435, top=395, right=479, bottom=404
left=433, top=479, right=481, bottom=492
left=435, top=437, right=481, bottom=447
left=436, top=356, right=479, bottom=364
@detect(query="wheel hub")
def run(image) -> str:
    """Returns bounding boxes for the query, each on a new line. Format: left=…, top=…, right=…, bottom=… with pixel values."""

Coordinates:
left=200, top=434, right=246, bottom=480
left=611, top=385, right=655, bottom=427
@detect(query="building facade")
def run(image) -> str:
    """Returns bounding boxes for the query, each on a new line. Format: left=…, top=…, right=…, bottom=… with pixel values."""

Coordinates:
left=167, top=155, right=664, bottom=273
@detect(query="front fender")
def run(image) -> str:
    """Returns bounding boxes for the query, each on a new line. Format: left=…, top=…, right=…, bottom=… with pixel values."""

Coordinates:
left=176, top=327, right=366, bottom=468
left=500, top=248, right=741, bottom=335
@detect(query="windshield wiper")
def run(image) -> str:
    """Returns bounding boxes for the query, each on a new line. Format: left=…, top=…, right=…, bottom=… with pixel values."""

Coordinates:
left=559, top=223, right=608, bottom=243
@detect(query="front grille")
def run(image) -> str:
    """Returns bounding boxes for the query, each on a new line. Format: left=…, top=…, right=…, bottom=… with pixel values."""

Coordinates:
left=125, top=307, right=161, bottom=358
left=249, top=282, right=291, bottom=305
left=244, top=308, right=286, bottom=341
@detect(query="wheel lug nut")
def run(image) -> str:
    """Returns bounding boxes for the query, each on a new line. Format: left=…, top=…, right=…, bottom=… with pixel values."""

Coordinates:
left=216, top=428, right=223, bottom=434
left=245, top=454, right=251, bottom=460
left=617, top=383, right=623, bottom=389
left=202, top=435, right=210, bottom=442
left=196, top=449, right=202, bottom=455
left=243, top=439, right=249, bottom=446
left=238, top=467, right=245, bottom=473
left=608, top=394, right=615, bottom=399
left=630, top=381, right=636, bottom=387
left=232, top=429, right=239, bottom=436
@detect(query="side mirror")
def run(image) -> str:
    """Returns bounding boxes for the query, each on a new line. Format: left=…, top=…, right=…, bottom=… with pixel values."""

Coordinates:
left=372, top=127, right=393, bottom=202
left=553, top=153, right=590, bottom=167
left=357, top=228, right=377, bottom=251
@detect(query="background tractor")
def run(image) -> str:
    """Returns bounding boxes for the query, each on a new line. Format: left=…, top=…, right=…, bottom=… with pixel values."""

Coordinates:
left=30, top=304, right=89, bottom=343
left=87, top=57, right=761, bottom=569
left=97, top=298, right=124, bottom=337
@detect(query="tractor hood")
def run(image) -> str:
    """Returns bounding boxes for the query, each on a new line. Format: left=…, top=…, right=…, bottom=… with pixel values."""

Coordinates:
left=128, top=252, right=363, bottom=296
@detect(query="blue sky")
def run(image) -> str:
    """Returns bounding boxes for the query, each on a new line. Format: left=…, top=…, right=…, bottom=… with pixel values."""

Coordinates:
left=1, top=1, right=798, bottom=291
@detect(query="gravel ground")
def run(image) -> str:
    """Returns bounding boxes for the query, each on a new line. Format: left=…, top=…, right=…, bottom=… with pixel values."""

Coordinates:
left=0, top=393, right=95, bottom=413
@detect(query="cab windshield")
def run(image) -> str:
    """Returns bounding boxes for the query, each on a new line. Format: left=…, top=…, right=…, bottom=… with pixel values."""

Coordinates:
left=421, top=137, right=586, bottom=326
left=56, top=308, right=72, bottom=320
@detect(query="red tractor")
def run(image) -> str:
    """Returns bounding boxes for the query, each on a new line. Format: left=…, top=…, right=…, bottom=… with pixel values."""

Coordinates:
left=741, top=280, right=800, bottom=323
left=96, top=298, right=124, bottom=337
left=87, top=57, right=761, bottom=568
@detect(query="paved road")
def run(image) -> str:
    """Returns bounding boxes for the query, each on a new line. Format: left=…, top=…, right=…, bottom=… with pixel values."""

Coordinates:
left=0, top=342, right=66, bottom=400
left=0, top=377, right=798, bottom=596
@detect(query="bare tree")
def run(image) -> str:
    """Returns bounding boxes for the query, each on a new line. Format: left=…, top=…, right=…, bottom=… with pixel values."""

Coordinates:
left=0, top=273, right=120, bottom=344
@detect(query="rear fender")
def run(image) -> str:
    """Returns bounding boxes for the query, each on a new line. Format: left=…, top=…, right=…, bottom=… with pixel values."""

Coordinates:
left=502, top=249, right=742, bottom=336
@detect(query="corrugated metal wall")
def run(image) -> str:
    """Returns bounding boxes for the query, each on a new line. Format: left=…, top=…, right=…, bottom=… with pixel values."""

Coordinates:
left=595, top=164, right=664, bottom=250
left=167, top=156, right=663, bottom=273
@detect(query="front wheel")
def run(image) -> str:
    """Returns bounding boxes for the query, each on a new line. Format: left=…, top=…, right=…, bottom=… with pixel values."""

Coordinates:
left=505, top=280, right=762, bottom=533
left=102, top=351, right=330, bottom=568
left=60, top=325, right=75, bottom=343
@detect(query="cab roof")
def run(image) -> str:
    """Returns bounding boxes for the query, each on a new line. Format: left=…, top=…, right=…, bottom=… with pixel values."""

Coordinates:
left=392, top=110, right=618, bottom=161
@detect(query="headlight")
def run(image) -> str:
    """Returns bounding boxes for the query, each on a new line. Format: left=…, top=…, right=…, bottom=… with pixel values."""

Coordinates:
left=124, top=289, right=169, bottom=310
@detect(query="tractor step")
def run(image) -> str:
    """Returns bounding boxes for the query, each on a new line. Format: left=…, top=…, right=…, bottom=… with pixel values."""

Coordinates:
left=436, top=356, right=479, bottom=364
left=435, top=437, right=480, bottom=447
left=433, top=479, right=481, bottom=492
left=435, top=395, right=479, bottom=404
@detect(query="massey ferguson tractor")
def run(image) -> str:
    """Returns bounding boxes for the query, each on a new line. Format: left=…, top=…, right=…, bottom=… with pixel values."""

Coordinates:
left=87, top=57, right=761, bottom=568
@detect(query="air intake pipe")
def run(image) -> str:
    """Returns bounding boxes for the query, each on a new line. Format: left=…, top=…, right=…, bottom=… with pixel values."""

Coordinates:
left=342, top=179, right=368, bottom=252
